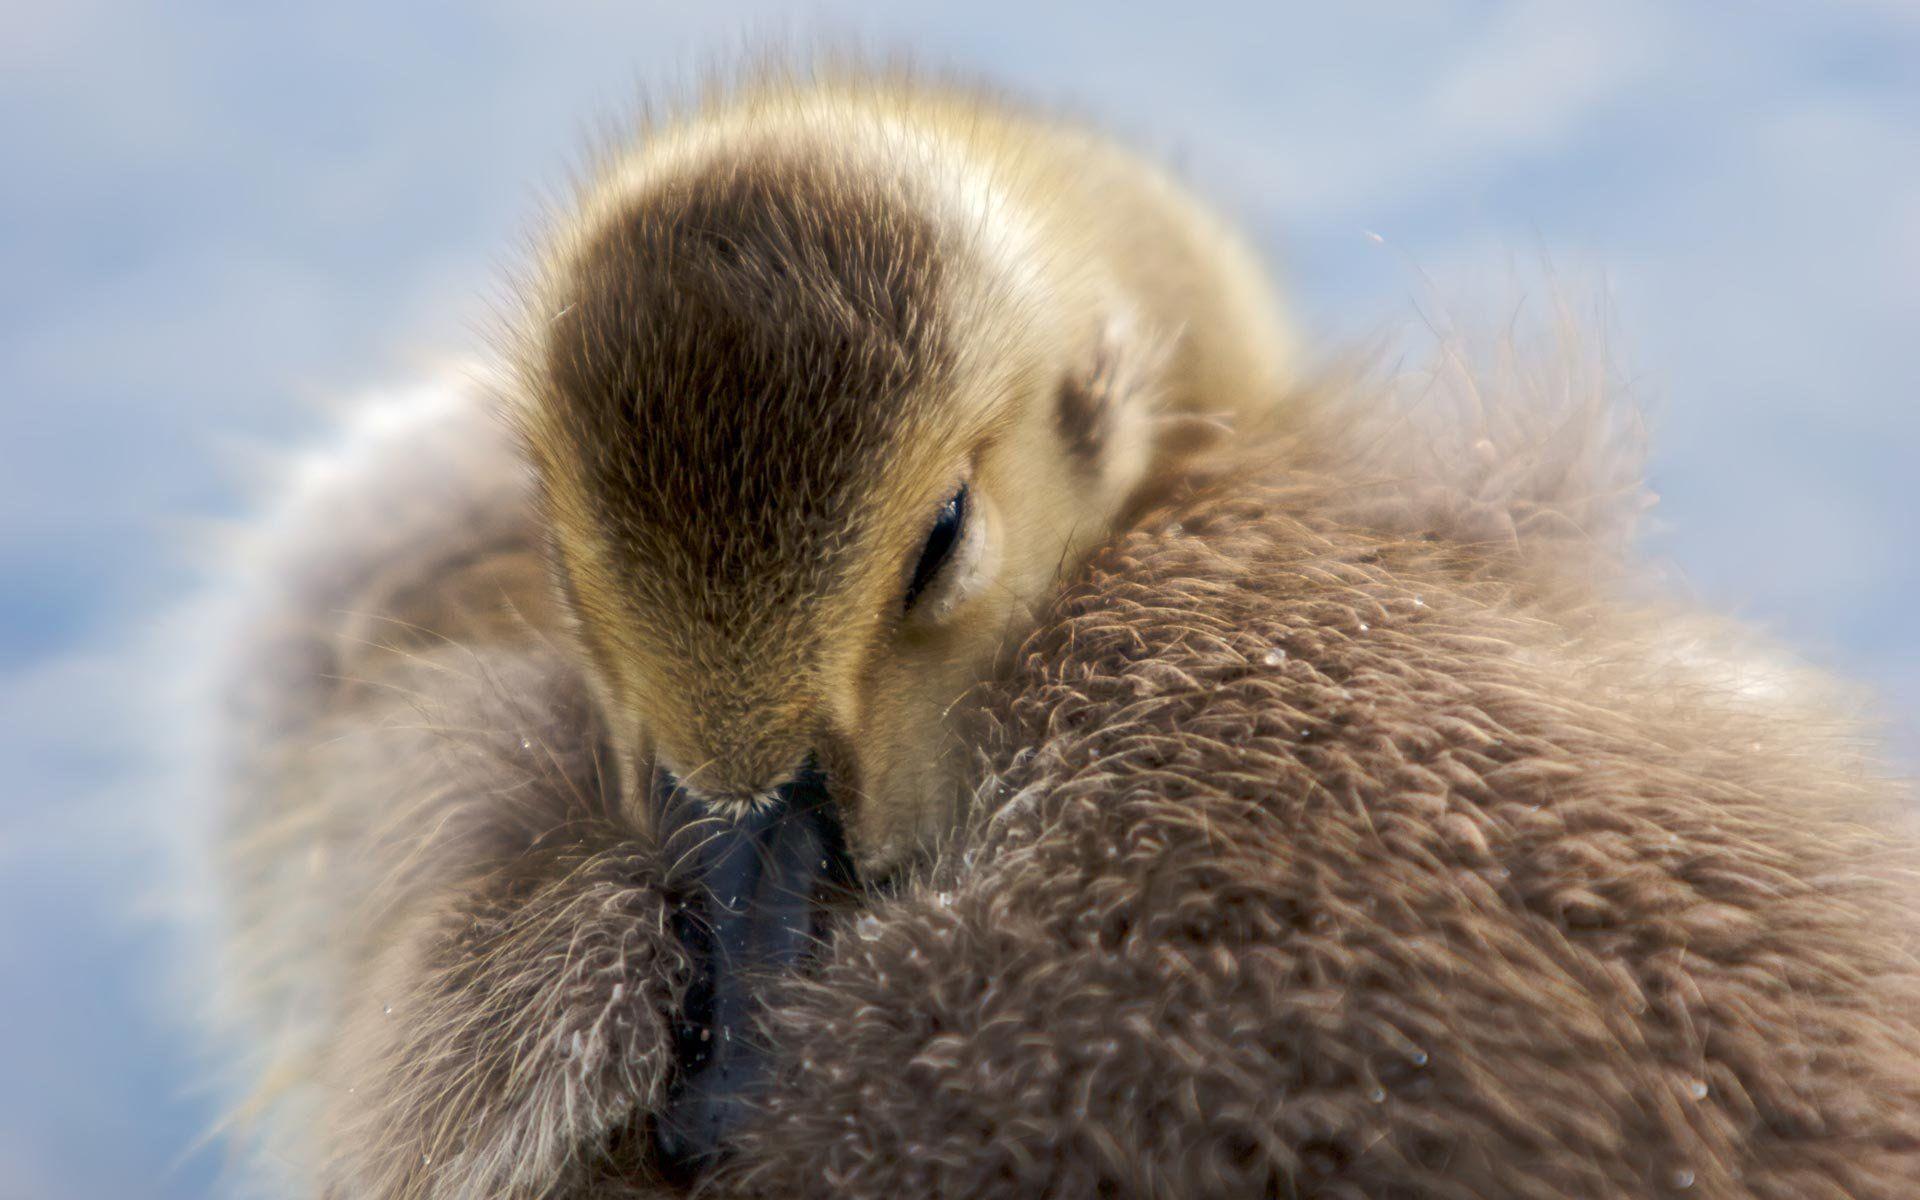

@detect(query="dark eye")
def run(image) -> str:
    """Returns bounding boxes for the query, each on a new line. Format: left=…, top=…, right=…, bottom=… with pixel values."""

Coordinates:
left=903, top=484, right=968, bottom=612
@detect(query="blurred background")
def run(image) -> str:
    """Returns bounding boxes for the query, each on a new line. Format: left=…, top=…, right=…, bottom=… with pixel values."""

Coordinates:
left=1, top=2, right=1914, bottom=1196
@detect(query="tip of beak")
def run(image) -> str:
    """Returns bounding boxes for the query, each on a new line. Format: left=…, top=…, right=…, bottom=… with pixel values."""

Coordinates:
left=716, top=787, right=786, bottom=819
left=657, top=757, right=801, bottom=822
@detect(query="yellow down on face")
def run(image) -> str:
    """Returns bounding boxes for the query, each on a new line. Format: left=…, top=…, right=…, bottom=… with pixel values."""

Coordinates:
left=510, top=74, right=1296, bottom=872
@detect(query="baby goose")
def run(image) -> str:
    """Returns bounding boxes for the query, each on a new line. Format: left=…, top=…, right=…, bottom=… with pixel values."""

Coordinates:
left=505, top=71, right=1296, bottom=1170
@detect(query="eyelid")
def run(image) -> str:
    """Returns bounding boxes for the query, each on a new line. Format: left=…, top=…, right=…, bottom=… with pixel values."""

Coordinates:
left=902, top=483, right=969, bottom=613
left=906, top=486, right=999, bottom=625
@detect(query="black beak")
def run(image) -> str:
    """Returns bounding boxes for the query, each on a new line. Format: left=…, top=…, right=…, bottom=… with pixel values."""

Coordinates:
left=651, top=760, right=856, bottom=1183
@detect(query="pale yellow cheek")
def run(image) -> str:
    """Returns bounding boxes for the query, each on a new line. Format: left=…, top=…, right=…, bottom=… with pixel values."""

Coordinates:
left=840, top=637, right=982, bottom=870
left=851, top=741, right=964, bottom=875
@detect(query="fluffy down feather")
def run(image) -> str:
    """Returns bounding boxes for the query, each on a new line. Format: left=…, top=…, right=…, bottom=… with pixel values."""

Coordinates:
left=727, top=465, right=1920, bottom=1200
left=203, top=334, right=1920, bottom=1199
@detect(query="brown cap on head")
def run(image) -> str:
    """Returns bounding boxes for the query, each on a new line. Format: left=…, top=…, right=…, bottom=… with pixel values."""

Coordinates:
left=517, top=140, right=972, bottom=804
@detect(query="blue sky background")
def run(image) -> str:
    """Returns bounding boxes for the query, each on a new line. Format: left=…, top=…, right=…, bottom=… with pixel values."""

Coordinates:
left=1, top=3, right=1915, bottom=1196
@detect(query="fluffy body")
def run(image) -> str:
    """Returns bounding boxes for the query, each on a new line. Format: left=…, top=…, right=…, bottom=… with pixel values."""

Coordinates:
left=206, top=338, right=1920, bottom=1198
left=726, top=400, right=1920, bottom=1199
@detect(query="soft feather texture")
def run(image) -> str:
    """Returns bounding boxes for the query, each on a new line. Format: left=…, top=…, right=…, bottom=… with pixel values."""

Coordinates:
left=208, top=377, right=684, bottom=1196
left=730, top=464, right=1920, bottom=1200
left=202, top=326, right=1920, bottom=1199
